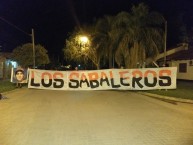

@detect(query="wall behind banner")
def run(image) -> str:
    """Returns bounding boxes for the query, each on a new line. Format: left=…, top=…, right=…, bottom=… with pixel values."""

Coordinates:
left=28, top=67, right=177, bottom=91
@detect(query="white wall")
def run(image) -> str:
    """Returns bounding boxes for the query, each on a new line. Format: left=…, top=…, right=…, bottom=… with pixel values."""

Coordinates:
left=170, top=60, right=193, bottom=80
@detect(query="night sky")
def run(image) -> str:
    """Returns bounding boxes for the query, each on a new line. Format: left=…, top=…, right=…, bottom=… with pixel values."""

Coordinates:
left=0, top=0, right=193, bottom=57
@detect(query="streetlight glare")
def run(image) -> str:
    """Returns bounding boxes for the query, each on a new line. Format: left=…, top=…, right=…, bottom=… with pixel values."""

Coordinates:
left=77, top=35, right=90, bottom=52
left=79, top=36, right=89, bottom=44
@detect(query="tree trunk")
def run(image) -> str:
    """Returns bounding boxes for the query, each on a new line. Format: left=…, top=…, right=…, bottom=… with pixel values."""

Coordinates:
left=108, top=47, right=112, bottom=68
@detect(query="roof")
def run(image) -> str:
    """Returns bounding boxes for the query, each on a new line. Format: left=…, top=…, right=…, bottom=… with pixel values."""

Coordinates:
left=166, top=47, right=193, bottom=61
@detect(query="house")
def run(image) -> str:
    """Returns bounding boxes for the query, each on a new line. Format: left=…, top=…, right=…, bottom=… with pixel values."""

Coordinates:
left=167, top=47, right=193, bottom=80
left=0, top=53, right=18, bottom=79
left=158, top=43, right=193, bottom=80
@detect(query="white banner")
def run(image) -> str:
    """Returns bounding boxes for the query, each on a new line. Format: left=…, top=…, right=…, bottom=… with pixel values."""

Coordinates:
left=28, top=67, right=177, bottom=90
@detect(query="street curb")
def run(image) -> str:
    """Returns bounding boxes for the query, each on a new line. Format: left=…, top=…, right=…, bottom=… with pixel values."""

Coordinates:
left=1, top=89, right=18, bottom=95
left=1, top=87, right=27, bottom=95
left=138, top=92, right=193, bottom=104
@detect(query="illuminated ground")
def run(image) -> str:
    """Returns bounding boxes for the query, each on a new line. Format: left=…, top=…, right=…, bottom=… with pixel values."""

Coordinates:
left=0, top=88, right=193, bottom=145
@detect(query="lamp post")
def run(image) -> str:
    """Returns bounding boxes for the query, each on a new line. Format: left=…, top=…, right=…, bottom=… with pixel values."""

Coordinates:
left=77, top=35, right=89, bottom=69
left=164, top=20, right=167, bottom=66
left=31, top=29, right=35, bottom=68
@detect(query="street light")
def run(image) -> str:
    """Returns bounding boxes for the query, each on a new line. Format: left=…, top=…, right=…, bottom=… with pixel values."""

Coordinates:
left=76, top=35, right=90, bottom=69
left=79, top=35, right=89, bottom=51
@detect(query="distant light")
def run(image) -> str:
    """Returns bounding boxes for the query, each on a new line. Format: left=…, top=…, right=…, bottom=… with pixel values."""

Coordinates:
left=65, top=65, right=71, bottom=68
left=8, top=60, right=17, bottom=68
left=12, top=61, right=17, bottom=67
left=78, top=64, right=81, bottom=67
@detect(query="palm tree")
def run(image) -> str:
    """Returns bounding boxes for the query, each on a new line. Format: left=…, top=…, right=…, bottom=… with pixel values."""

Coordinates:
left=92, top=15, right=117, bottom=68
left=114, top=3, right=165, bottom=68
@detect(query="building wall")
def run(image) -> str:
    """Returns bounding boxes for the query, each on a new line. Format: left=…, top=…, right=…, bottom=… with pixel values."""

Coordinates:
left=0, top=62, right=3, bottom=78
left=0, top=53, right=18, bottom=79
left=169, top=60, right=193, bottom=80
left=0, top=59, right=18, bottom=80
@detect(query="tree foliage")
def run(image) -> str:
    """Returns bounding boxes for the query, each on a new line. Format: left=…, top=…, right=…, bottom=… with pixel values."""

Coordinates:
left=64, top=26, right=100, bottom=69
left=92, top=15, right=116, bottom=68
left=114, top=3, right=165, bottom=68
left=11, top=43, right=50, bottom=68
left=91, top=3, right=165, bottom=69
left=64, top=3, right=166, bottom=69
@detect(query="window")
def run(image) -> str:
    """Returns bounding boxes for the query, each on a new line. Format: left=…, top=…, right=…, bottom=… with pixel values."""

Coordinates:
left=179, top=63, right=187, bottom=73
left=189, top=60, right=193, bottom=66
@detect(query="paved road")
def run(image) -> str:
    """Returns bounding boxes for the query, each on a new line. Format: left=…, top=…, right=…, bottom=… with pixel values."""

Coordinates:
left=0, top=88, right=193, bottom=145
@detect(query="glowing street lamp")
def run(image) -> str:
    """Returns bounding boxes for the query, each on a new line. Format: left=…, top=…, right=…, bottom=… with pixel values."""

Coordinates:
left=80, top=36, right=89, bottom=44
left=76, top=35, right=90, bottom=69
left=78, top=35, right=89, bottom=51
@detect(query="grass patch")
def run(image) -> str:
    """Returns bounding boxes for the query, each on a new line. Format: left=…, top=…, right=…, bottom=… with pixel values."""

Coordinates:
left=145, top=80, right=193, bottom=100
left=0, top=80, right=16, bottom=93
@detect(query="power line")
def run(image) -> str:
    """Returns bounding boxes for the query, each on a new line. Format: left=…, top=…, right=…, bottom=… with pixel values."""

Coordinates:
left=0, top=17, right=36, bottom=68
left=0, top=16, right=31, bottom=36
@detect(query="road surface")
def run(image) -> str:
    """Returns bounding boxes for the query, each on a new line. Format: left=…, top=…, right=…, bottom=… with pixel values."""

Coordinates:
left=0, top=88, right=193, bottom=145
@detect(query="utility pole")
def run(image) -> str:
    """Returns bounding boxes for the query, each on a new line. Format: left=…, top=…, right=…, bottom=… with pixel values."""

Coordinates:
left=164, top=21, right=167, bottom=66
left=0, top=17, right=36, bottom=68
left=31, top=28, right=35, bottom=68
